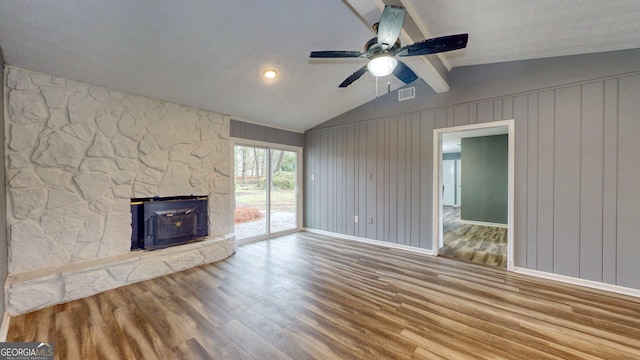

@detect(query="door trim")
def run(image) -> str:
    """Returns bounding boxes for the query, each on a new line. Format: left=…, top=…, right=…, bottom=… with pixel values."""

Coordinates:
left=432, top=120, right=515, bottom=271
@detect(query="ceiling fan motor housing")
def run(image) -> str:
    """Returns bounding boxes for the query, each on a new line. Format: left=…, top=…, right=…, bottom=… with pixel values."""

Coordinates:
left=364, top=37, right=401, bottom=55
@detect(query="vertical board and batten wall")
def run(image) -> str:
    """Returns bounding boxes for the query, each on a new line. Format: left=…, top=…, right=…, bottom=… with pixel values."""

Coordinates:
left=305, top=114, right=431, bottom=249
left=304, top=72, right=640, bottom=290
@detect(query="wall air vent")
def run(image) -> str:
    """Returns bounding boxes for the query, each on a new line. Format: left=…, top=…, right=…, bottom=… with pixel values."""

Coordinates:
left=398, top=86, right=415, bottom=101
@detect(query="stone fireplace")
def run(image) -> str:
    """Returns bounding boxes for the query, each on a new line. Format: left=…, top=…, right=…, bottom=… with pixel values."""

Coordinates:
left=4, top=67, right=235, bottom=315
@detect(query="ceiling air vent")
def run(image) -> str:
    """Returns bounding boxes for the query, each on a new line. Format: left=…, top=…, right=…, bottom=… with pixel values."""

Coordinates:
left=398, top=86, right=415, bottom=101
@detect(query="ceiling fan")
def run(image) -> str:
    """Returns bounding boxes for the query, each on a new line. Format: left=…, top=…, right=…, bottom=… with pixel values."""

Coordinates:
left=310, top=5, right=468, bottom=88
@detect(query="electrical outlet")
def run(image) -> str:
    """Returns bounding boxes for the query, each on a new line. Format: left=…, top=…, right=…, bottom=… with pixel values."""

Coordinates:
left=311, top=174, right=315, bottom=181
left=354, top=216, right=359, bottom=223
left=368, top=217, right=373, bottom=224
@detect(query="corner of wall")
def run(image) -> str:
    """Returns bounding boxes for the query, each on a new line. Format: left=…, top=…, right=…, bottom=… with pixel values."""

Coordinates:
left=0, top=49, right=8, bottom=335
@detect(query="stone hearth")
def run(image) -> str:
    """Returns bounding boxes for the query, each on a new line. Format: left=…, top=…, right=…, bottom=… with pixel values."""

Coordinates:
left=5, top=235, right=234, bottom=315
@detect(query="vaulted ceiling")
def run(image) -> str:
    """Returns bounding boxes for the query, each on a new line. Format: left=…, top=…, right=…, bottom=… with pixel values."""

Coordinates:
left=1, top=1, right=639, bottom=132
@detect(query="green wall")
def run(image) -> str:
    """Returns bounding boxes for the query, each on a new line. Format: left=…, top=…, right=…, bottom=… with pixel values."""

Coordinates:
left=460, top=135, right=508, bottom=224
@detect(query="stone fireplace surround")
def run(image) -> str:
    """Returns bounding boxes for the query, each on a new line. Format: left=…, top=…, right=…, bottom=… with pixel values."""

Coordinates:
left=4, top=67, right=235, bottom=315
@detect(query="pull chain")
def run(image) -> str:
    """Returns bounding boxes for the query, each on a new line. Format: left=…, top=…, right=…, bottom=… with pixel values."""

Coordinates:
left=375, top=77, right=392, bottom=98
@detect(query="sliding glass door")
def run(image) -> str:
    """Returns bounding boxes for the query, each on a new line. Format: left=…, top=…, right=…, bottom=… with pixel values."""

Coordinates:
left=269, top=149, right=298, bottom=234
left=234, top=145, right=268, bottom=239
left=233, top=143, right=300, bottom=242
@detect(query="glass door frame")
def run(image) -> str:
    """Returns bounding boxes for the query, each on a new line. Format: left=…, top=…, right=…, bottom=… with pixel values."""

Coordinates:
left=231, top=138, right=303, bottom=245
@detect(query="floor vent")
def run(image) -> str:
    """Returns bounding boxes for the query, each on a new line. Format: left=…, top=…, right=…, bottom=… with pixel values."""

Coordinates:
left=398, top=86, right=415, bottom=101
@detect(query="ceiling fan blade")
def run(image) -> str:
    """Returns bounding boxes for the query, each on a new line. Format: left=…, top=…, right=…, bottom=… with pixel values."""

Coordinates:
left=397, top=34, right=468, bottom=57
left=310, top=51, right=365, bottom=58
left=393, top=60, right=418, bottom=84
left=339, top=66, right=368, bottom=88
left=377, top=5, right=405, bottom=50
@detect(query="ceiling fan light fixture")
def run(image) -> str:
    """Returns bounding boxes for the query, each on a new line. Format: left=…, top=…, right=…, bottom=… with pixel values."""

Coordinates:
left=367, top=55, right=397, bottom=77
left=309, top=5, right=467, bottom=88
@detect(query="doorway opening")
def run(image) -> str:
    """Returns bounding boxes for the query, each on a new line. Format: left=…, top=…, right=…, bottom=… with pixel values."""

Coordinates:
left=233, top=140, right=302, bottom=245
left=432, top=120, right=515, bottom=270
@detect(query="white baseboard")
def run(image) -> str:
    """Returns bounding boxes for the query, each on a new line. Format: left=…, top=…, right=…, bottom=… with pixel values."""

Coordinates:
left=303, top=228, right=434, bottom=256
left=514, top=267, right=640, bottom=299
left=0, top=312, right=10, bottom=342
left=459, top=219, right=508, bottom=228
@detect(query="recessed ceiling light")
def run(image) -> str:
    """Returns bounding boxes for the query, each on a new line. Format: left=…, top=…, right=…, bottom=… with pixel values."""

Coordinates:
left=263, top=69, right=278, bottom=79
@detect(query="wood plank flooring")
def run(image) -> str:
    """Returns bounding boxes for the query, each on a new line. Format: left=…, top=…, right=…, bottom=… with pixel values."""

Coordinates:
left=7, top=232, right=640, bottom=359
left=440, top=206, right=508, bottom=267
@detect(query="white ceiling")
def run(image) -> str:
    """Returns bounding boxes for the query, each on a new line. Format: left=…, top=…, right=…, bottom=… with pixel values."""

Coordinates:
left=407, top=0, right=640, bottom=68
left=1, top=1, right=639, bottom=132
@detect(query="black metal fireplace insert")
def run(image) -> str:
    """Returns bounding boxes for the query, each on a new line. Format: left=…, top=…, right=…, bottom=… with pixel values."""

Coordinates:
left=131, top=195, right=208, bottom=251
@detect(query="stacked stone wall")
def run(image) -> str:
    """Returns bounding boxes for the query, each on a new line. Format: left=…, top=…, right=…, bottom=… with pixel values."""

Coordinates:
left=4, top=67, right=234, bottom=313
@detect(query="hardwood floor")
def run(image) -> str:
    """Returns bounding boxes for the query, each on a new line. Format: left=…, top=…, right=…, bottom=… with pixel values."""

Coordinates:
left=440, top=206, right=508, bottom=267
left=7, top=232, right=640, bottom=359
